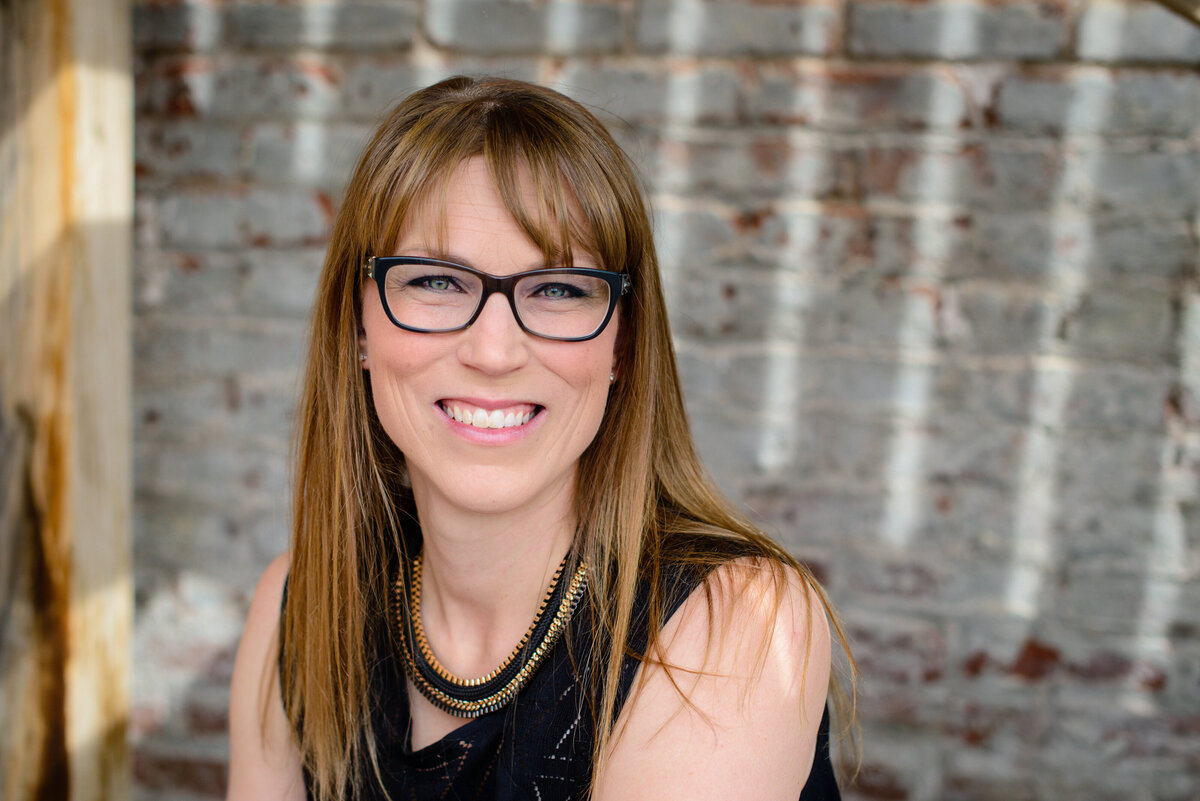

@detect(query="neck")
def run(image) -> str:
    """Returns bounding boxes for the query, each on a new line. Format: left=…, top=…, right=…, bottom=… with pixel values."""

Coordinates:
left=407, top=481, right=577, bottom=676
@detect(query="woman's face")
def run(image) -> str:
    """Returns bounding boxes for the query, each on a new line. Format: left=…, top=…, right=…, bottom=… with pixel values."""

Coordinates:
left=360, top=157, right=619, bottom=521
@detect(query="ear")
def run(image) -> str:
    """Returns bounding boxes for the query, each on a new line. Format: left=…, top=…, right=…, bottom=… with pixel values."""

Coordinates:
left=357, top=325, right=369, bottom=370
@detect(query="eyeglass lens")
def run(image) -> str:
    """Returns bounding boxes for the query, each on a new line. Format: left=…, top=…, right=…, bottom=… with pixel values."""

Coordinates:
left=382, top=262, right=613, bottom=339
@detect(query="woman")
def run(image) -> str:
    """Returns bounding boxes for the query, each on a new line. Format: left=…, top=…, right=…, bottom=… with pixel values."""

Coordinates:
left=228, top=76, right=855, bottom=801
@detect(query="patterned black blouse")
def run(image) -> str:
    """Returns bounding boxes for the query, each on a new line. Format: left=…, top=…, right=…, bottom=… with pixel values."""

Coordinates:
left=292, top=543, right=841, bottom=800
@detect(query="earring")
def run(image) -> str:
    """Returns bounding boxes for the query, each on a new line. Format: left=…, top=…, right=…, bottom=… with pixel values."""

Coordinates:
left=609, top=372, right=615, bottom=383
left=359, top=353, right=367, bottom=362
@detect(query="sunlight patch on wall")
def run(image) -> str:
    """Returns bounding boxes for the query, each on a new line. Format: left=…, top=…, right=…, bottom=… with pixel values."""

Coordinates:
left=1003, top=86, right=1104, bottom=616
left=879, top=218, right=946, bottom=549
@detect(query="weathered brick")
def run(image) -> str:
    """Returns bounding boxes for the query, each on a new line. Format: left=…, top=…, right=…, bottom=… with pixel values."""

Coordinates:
left=793, top=411, right=899, bottom=482
left=775, top=354, right=935, bottom=415
left=997, top=68, right=1200, bottom=136
left=135, top=500, right=289, bottom=595
left=133, top=3, right=224, bottom=51
left=926, top=363, right=1034, bottom=429
left=341, top=57, right=422, bottom=117
left=1058, top=288, right=1175, bottom=362
left=636, top=0, right=840, bottom=56
left=227, top=2, right=419, bottom=50
left=742, top=482, right=882, bottom=548
left=135, top=250, right=243, bottom=315
left=238, top=248, right=325, bottom=317
left=937, top=285, right=1056, bottom=356
left=940, top=685, right=1048, bottom=754
left=1061, top=365, right=1172, bottom=432
left=1057, top=501, right=1162, bottom=571
left=135, top=246, right=322, bottom=318
left=154, top=186, right=332, bottom=249
left=1089, top=219, right=1195, bottom=284
left=657, top=133, right=854, bottom=201
left=693, top=404, right=896, bottom=487
left=685, top=403, right=778, bottom=487
left=133, top=751, right=227, bottom=797
left=1056, top=430, right=1164, bottom=507
left=137, top=54, right=347, bottom=120
left=848, top=0, right=1069, bottom=61
left=834, top=280, right=941, bottom=352
left=847, top=614, right=949, bottom=686
left=960, top=212, right=1090, bottom=282
left=157, top=188, right=246, bottom=249
left=1056, top=569, right=1182, bottom=636
left=1078, top=0, right=1200, bottom=63
left=427, top=0, right=623, bottom=55
left=135, top=373, right=299, bottom=446
left=842, top=744, right=940, bottom=801
left=759, top=209, right=974, bottom=281
left=134, top=317, right=307, bottom=378
left=1068, top=148, right=1200, bottom=215
left=653, top=205, right=740, bottom=277
left=136, top=120, right=243, bottom=181
left=960, top=212, right=1196, bottom=287
left=745, top=64, right=975, bottom=131
left=244, top=187, right=334, bottom=248
left=135, top=436, right=290, bottom=512
left=926, top=415, right=1026, bottom=485
left=857, top=141, right=1068, bottom=212
left=669, top=270, right=837, bottom=344
left=557, top=64, right=741, bottom=127
left=246, top=121, right=372, bottom=190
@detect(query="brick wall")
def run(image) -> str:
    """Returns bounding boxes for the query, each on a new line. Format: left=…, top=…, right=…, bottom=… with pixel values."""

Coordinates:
left=132, top=1, right=1200, bottom=798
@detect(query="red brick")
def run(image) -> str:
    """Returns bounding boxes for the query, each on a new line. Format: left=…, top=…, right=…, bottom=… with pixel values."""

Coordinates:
left=134, top=751, right=227, bottom=796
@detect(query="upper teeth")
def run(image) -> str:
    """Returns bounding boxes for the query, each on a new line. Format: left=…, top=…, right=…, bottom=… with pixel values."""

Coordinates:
left=444, top=404, right=535, bottom=429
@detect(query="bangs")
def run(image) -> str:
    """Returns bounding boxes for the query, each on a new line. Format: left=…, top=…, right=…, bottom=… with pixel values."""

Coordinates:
left=484, top=125, right=601, bottom=268
left=363, top=91, right=624, bottom=271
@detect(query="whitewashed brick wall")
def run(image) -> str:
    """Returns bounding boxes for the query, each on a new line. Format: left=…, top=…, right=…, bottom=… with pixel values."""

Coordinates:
left=132, top=2, right=1200, bottom=798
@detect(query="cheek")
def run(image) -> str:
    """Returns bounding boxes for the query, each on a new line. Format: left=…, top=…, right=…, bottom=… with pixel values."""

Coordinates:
left=568, top=338, right=618, bottom=424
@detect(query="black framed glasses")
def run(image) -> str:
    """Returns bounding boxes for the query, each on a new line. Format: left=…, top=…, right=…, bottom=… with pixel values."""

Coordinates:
left=363, top=256, right=631, bottom=342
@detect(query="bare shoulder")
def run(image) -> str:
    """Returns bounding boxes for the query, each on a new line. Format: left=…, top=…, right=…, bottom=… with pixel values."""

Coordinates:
left=244, top=552, right=291, bottom=636
left=593, top=557, right=831, bottom=801
left=699, top=557, right=832, bottom=676
left=227, top=552, right=304, bottom=801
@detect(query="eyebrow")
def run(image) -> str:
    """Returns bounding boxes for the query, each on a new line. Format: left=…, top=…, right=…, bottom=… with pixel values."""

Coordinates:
left=391, top=247, right=592, bottom=271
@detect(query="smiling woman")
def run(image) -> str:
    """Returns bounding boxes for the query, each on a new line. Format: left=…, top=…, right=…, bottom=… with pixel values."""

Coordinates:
left=226, top=76, right=856, bottom=801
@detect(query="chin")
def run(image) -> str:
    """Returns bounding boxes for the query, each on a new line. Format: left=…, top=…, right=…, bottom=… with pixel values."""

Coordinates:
left=416, top=464, right=576, bottom=518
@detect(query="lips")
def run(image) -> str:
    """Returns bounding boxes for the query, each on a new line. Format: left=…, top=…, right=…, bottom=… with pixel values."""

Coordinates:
left=438, top=400, right=541, bottom=430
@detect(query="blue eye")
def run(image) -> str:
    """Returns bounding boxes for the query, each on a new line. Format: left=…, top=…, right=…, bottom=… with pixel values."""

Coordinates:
left=412, top=275, right=464, bottom=292
left=533, top=282, right=587, bottom=299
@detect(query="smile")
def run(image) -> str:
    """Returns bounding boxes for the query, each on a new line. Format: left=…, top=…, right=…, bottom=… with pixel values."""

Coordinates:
left=438, top=401, right=541, bottom=430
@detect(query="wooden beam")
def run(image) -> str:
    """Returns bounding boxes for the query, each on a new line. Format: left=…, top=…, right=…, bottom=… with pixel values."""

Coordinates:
left=1153, top=0, right=1200, bottom=27
left=0, top=2, right=132, bottom=800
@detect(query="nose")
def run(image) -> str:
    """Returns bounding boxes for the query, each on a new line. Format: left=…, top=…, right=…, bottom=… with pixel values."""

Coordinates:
left=455, top=292, right=530, bottom=375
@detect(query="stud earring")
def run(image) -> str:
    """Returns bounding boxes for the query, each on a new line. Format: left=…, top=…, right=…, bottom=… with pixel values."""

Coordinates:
left=609, top=372, right=615, bottom=383
left=359, top=353, right=367, bottom=362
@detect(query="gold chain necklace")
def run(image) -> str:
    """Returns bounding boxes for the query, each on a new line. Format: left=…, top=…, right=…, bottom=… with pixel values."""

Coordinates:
left=394, top=552, right=588, bottom=717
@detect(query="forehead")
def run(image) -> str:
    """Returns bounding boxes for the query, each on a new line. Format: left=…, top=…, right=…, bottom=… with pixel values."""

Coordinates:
left=391, top=156, right=597, bottom=266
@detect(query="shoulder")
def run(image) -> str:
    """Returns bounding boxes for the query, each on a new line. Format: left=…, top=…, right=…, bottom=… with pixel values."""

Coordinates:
left=594, top=556, right=831, bottom=801
left=248, top=552, right=291, bottom=632
left=227, top=552, right=304, bottom=801
left=233, top=553, right=291, bottom=671
left=664, top=556, right=831, bottom=704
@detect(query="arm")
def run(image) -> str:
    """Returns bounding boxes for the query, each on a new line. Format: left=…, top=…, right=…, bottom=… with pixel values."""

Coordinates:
left=227, top=552, right=306, bottom=801
left=593, top=559, right=832, bottom=801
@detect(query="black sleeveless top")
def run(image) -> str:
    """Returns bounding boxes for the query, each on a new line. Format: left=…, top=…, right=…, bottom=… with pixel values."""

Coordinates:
left=295, top=548, right=841, bottom=800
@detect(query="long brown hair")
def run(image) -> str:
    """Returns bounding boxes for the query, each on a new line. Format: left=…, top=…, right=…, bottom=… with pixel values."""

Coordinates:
left=281, top=75, right=857, bottom=800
